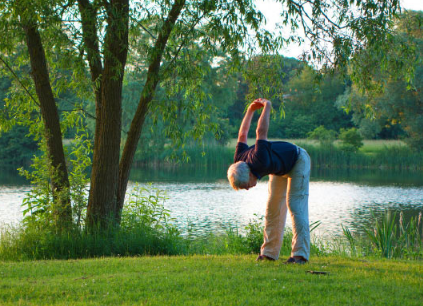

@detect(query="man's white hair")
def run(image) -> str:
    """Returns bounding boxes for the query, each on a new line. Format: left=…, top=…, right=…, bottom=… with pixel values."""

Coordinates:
left=227, top=161, right=250, bottom=190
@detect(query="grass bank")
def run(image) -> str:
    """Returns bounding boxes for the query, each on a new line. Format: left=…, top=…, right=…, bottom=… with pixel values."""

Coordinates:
left=134, top=138, right=423, bottom=170
left=1, top=255, right=422, bottom=305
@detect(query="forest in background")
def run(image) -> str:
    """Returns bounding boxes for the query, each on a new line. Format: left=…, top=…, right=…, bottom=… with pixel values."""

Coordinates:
left=0, top=53, right=419, bottom=166
left=0, top=9, right=422, bottom=167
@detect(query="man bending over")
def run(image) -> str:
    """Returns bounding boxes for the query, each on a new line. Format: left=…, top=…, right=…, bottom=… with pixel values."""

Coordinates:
left=227, top=98, right=311, bottom=264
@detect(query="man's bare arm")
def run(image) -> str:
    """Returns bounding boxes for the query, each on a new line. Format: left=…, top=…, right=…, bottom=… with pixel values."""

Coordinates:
left=237, top=110, right=254, bottom=144
left=256, top=99, right=272, bottom=141
left=237, top=99, right=264, bottom=144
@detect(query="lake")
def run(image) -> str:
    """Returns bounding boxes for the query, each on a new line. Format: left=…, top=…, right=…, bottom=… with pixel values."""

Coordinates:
left=1, top=166, right=423, bottom=237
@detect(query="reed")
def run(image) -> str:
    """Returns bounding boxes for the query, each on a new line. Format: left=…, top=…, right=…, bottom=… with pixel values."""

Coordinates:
left=342, top=224, right=357, bottom=256
left=341, top=210, right=423, bottom=259
left=363, top=211, right=397, bottom=259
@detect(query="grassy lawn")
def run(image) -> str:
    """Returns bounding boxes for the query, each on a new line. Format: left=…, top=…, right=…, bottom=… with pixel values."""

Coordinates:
left=1, top=255, right=422, bottom=305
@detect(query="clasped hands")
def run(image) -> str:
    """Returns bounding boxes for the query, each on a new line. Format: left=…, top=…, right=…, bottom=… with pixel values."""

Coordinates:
left=248, top=98, right=271, bottom=112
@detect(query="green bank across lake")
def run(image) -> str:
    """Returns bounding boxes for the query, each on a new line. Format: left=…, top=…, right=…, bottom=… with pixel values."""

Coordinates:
left=1, top=255, right=422, bottom=305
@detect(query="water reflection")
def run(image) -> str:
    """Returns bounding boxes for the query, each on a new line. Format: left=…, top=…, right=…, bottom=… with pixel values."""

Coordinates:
left=130, top=166, right=423, bottom=237
left=312, top=168, right=423, bottom=187
left=0, top=167, right=28, bottom=186
left=309, top=182, right=423, bottom=236
left=348, top=203, right=423, bottom=235
left=130, top=165, right=423, bottom=187
left=1, top=166, right=422, bottom=238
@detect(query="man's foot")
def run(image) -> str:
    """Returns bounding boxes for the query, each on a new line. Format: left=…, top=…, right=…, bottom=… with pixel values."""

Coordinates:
left=284, top=256, right=308, bottom=264
left=256, top=254, right=275, bottom=261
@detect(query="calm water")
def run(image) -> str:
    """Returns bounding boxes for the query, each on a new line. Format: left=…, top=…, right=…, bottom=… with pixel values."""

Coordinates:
left=1, top=166, right=423, bottom=236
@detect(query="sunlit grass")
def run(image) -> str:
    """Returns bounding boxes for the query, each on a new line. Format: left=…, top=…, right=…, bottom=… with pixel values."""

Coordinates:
left=1, top=255, right=422, bottom=305
left=359, top=139, right=406, bottom=154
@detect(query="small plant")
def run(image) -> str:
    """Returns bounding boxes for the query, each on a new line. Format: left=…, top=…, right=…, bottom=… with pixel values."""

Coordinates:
left=338, top=127, right=363, bottom=152
left=17, top=109, right=92, bottom=231
left=398, top=211, right=423, bottom=258
left=121, top=184, right=179, bottom=236
left=342, top=224, right=357, bottom=256
left=244, top=214, right=264, bottom=253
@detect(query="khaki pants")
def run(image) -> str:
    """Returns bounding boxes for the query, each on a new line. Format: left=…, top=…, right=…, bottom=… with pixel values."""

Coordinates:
left=260, top=148, right=311, bottom=260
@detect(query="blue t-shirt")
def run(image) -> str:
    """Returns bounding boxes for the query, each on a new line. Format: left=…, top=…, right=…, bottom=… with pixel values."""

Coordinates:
left=234, top=140, right=298, bottom=179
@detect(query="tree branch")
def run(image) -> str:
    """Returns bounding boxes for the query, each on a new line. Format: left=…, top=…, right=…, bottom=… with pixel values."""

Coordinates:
left=117, top=0, right=187, bottom=220
left=162, top=12, right=204, bottom=74
left=0, top=55, right=40, bottom=107
left=77, top=0, right=103, bottom=83
left=135, top=20, right=157, bottom=40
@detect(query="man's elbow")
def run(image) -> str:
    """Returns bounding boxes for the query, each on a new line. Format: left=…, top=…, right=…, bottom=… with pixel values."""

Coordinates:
left=238, top=133, right=248, bottom=139
left=256, top=128, right=267, bottom=140
left=238, top=133, right=248, bottom=143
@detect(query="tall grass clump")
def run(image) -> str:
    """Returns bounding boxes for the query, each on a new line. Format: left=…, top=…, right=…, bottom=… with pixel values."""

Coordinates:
left=183, top=216, right=295, bottom=257
left=341, top=210, right=423, bottom=259
left=363, top=211, right=398, bottom=258
left=184, top=217, right=323, bottom=258
left=300, top=144, right=370, bottom=169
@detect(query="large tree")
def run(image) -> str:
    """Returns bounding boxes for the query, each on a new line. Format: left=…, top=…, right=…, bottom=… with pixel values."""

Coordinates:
left=0, top=0, right=275, bottom=228
left=0, top=0, right=407, bottom=229
left=338, top=11, right=423, bottom=147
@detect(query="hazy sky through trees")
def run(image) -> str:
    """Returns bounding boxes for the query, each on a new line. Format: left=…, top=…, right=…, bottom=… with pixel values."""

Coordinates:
left=256, top=0, right=423, bottom=59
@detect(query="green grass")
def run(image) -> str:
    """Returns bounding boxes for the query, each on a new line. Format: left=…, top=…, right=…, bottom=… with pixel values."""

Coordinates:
left=0, top=255, right=422, bottom=305
left=359, top=139, right=406, bottom=154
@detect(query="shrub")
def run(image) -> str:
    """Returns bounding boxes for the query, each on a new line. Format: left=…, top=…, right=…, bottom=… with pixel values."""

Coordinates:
left=338, top=128, right=363, bottom=152
left=307, top=126, right=337, bottom=147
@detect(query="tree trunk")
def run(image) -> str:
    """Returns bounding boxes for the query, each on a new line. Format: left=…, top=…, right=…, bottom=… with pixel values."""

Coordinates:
left=116, top=0, right=186, bottom=223
left=83, top=0, right=129, bottom=228
left=23, top=23, right=72, bottom=228
left=78, top=0, right=185, bottom=227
